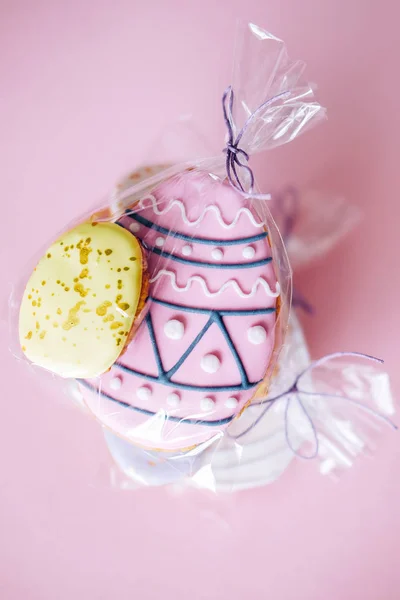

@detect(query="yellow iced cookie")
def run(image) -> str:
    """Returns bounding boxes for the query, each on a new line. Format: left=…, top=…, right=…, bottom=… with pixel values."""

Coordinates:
left=19, top=222, right=144, bottom=378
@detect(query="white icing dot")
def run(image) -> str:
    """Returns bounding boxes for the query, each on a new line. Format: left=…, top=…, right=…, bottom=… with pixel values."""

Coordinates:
left=164, top=319, right=185, bottom=340
left=242, top=245, right=255, bottom=259
left=167, top=392, right=180, bottom=407
left=201, top=353, right=221, bottom=373
left=129, top=222, right=140, bottom=233
left=109, top=376, right=122, bottom=390
left=201, top=397, right=215, bottom=411
left=247, top=325, right=267, bottom=345
left=136, top=386, right=152, bottom=401
left=211, top=248, right=223, bottom=261
left=182, top=244, right=192, bottom=256
left=225, top=396, right=238, bottom=409
left=155, top=237, right=165, bottom=247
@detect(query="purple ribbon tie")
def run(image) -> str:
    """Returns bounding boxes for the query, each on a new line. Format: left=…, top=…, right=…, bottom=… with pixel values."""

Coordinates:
left=222, top=86, right=290, bottom=200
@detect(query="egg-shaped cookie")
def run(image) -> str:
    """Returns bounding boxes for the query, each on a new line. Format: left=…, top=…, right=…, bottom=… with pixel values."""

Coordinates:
left=79, top=172, right=282, bottom=451
left=19, top=221, right=146, bottom=378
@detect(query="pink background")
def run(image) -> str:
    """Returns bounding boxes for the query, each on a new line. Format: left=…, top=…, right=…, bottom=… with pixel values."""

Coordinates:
left=1, top=1, right=399, bottom=599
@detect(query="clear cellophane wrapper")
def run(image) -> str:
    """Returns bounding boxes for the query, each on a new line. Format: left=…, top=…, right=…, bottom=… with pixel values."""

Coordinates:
left=9, top=23, right=394, bottom=493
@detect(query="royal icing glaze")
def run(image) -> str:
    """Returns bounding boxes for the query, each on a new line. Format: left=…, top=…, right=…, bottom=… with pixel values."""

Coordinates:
left=181, top=244, right=192, bottom=256
left=211, top=248, right=224, bottom=261
left=164, top=318, right=185, bottom=340
left=201, top=353, right=221, bottom=373
left=135, top=194, right=265, bottom=229
left=80, top=172, right=279, bottom=450
left=247, top=325, right=267, bottom=345
left=19, top=222, right=144, bottom=379
left=201, top=397, right=215, bottom=411
left=242, top=245, right=255, bottom=259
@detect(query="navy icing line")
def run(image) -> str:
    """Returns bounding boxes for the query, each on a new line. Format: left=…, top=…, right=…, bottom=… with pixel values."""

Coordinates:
left=213, top=312, right=249, bottom=387
left=146, top=310, right=250, bottom=387
left=164, top=316, right=214, bottom=380
left=115, top=307, right=262, bottom=393
left=145, top=311, right=165, bottom=376
left=149, top=295, right=276, bottom=316
left=79, top=380, right=235, bottom=427
left=143, top=243, right=272, bottom=269
left=124, top=212, right=268, bottom=246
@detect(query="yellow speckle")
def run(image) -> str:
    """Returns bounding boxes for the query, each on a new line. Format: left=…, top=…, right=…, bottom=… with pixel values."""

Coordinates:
left=74, top=277, right=79, bottom=283
left=62, top=301, right=85, bottom=331
left=32, top=300, right=37, bottom=307
left=62, top=337, right=66, bottom=342
left=117, top=268, right=121, bottom=272
left=22, top=346, right=26, bottom=351
left=36, top=321, right=40, bottom=330
left=123, top=267, right=130, bottom=271
left=96, top=301, right=112, bottom=317
left=64, top=287, right=70, bottom=292
left=117, top=279, right=122, bottom=290
left=116, top=338, right=122, bottom=346
left=45, top=315, right=50, bottom=320
left=105, top=284, right=110, bottom=289
left=116, top=294, right=122, bottom=303
left=47, top=253, right=51, bottom=258
left=97, top=249, right=102, bottom=255
left=103, top=314, right=114, bottom=323
left=80, top=246, right=92, bottom=265
left=85, top=237, right=91, bottom=244
left=61, top=282, right=65, bottom=287
left=28, top=295, right=32, bottom=299
left=118, top=302, right=130, bottom=311
left=57, top=280, right=60, bottom=284
left=57, top=308, right=62, bottom=315
left=53, top=322, right=59, bottom=328
left=41, top=280, right=46, bottom=285
left=129, top=256, right=137, bottom=261
left=25, top=331, right=32, bottom=340
left=105, top=249, right=113, bottom=256
left=74, top=283, right=88, bottom=298
left=79, top=268, right=89, bottom=279
left=39, top=331, right=46, bottom=340
left=83, top=308, right=91, bottom=313
left=110, top=321, right=123, bottom=330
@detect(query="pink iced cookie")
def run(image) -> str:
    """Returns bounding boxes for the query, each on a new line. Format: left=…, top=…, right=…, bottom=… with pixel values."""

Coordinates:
left=80, top=172, right=280, bottom=451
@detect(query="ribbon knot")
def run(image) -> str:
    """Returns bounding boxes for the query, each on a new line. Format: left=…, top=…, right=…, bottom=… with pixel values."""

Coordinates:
left=222, top=85, right=290, bottom=200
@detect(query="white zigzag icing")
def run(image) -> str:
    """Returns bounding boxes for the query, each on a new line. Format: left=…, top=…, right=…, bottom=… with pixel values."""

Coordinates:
left=139, top=195, right=265, bottom=229
left=149, top=269, right=280, bottom=299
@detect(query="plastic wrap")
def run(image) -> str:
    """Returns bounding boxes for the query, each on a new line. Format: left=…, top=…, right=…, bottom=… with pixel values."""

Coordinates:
left=8, top=22, right=395, bottom=493
left=9, top=24, right=325, bottom=459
